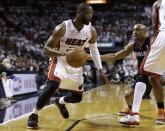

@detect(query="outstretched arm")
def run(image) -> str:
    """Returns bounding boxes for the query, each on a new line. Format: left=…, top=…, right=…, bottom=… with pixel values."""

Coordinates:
left=100, top=43, right=134, bottom=62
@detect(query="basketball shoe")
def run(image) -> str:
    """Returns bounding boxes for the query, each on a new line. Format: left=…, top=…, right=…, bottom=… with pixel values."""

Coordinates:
left=54, top=97, right=69, bottom=119
left=119, top=112, right=140, bottom=125
left=155, top=109, right=165, bottom=125
left=27, top=113, right=38, bottom=129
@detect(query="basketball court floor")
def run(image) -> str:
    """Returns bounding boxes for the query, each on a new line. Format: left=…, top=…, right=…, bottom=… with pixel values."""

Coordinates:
left=0, top=84, right=165, bottom=131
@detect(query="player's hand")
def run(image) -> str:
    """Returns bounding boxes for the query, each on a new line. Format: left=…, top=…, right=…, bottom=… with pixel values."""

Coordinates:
left=98, top=69, right=110, bottom=84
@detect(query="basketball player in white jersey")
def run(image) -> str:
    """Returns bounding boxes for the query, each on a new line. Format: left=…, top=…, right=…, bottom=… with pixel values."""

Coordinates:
left=141, top=0, right=165, bottom=124
left=119, top=0, right=165, bottom=125
left=27, top=3, right=109, bottom=129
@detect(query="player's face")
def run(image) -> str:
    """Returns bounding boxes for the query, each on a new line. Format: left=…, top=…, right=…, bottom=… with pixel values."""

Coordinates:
left=132, top=25, right=146, bottom=40
left=80, top=6, right=93, bottom=25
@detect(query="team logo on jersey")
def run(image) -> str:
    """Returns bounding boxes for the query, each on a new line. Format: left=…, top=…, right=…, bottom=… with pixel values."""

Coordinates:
left=65, top=38, right=87, bottom=46
left=135, top=51, right=147, bottom=57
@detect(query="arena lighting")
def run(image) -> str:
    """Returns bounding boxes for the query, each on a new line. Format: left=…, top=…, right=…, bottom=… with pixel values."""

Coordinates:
left=86, top=0, right=107, bottom=4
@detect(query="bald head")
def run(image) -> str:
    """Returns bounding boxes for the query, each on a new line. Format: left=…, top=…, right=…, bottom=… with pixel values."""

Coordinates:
left=77, top=3, right=91, bottom=12
left=133, top=24, right=147, bottom=31
left=76, top=2, right=93, bottom=25
left=133, top=24, right=148, bottom=40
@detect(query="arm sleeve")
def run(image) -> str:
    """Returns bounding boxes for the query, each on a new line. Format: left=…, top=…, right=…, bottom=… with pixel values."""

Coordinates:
left=89, top=43, right=103, bottom=70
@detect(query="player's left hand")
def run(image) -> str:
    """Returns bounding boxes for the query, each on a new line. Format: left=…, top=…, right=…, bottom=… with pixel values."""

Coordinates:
left=98, top=69, right=110, bottom=84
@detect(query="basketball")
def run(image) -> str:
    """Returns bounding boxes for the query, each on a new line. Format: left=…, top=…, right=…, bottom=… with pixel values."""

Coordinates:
left=66, top=47, right=88, bottom=68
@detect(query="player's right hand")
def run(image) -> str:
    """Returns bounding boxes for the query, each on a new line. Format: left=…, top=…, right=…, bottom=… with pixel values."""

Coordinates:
left=98, top=69, right=110, bottom=84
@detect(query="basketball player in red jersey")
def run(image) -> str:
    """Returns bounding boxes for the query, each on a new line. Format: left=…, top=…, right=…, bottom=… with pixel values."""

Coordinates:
left=27, top=3, right=109, bottom=129
left=140, top=0, right=165, bottom=124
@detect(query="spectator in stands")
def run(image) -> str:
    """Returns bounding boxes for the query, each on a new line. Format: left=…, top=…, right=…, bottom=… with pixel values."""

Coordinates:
left=0, top=0, right=154, bottom=74
left=0, top=58, right=7, bottom=100
left=0, top=58, right=15, bottom=106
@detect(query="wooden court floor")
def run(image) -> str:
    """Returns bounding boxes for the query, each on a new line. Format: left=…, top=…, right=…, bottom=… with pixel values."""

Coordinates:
left=1, top=84, right=165, bottom=131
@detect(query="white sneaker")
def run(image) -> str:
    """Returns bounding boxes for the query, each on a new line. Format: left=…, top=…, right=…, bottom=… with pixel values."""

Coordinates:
left=119, top=112, right=140, bottom=125
left=155, top=109, right=165, bottom=125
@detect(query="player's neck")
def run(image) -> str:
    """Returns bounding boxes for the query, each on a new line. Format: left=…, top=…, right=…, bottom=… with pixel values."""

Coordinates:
left=137, top=38, right=145, bottom=48
left=72, top=19, right=84, bottom=32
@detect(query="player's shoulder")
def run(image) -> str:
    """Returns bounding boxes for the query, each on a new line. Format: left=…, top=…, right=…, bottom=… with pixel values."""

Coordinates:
left=91, top=25, right=97, bottom=34
left=55, top=22, right=66, bottom=32
left=125, top=40, right=134, bottom=50
left=53, top=21, right=66, bottom=36
left=91, top=25, right=95, bottom=30
left=55, top=19, right=74, bottom=33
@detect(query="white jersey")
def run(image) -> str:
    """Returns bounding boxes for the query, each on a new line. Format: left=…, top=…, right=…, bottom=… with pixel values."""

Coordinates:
left=159, top=0, right=165, bottom=31
left=60, top=19, right=92, bottom=54
left=52, top=20, right=92, bottom=87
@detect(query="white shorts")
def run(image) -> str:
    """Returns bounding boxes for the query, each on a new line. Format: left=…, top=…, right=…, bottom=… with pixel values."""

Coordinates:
left=54, top=57, right=84, bottom=91
left=142, top=31, right=165, bottom=76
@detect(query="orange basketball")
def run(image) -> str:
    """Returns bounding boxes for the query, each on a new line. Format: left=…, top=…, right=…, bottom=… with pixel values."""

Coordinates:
left=66, top=47, right=88, bottom=68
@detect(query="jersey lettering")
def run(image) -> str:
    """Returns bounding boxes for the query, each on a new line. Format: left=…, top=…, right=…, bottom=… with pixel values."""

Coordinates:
left=66, top=38, right=87, bottom=46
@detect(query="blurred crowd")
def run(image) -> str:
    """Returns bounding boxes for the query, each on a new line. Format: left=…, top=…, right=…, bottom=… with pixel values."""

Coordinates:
left=0, top=0, right=155, bottom=83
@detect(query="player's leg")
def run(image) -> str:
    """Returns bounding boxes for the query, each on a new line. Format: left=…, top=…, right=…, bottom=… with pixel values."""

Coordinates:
left=52, top=86, right=83, bottom=119
left=142, top=79, right=152, bottom=99
left=54, top=86, right=83, bottom=103
left=27, top=59, right=62, bottom=128
left=53, top=66, right=84, bottom=118
left=118, top=75, right=140, bottom=116
left=64, top=70, right=84, bottom=104
left=118, top=89, right=133, bottom=116
left=140, top=33, right=165, bottom=124
left=27, top=80, right=60, bottom=129
left=119, top=75, right=147, bottom=125
left=51, top=85, right=83, bottom=119
left=149, top=76, right=165, bottom=124
left=50, top=60, right=70, bottom=119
